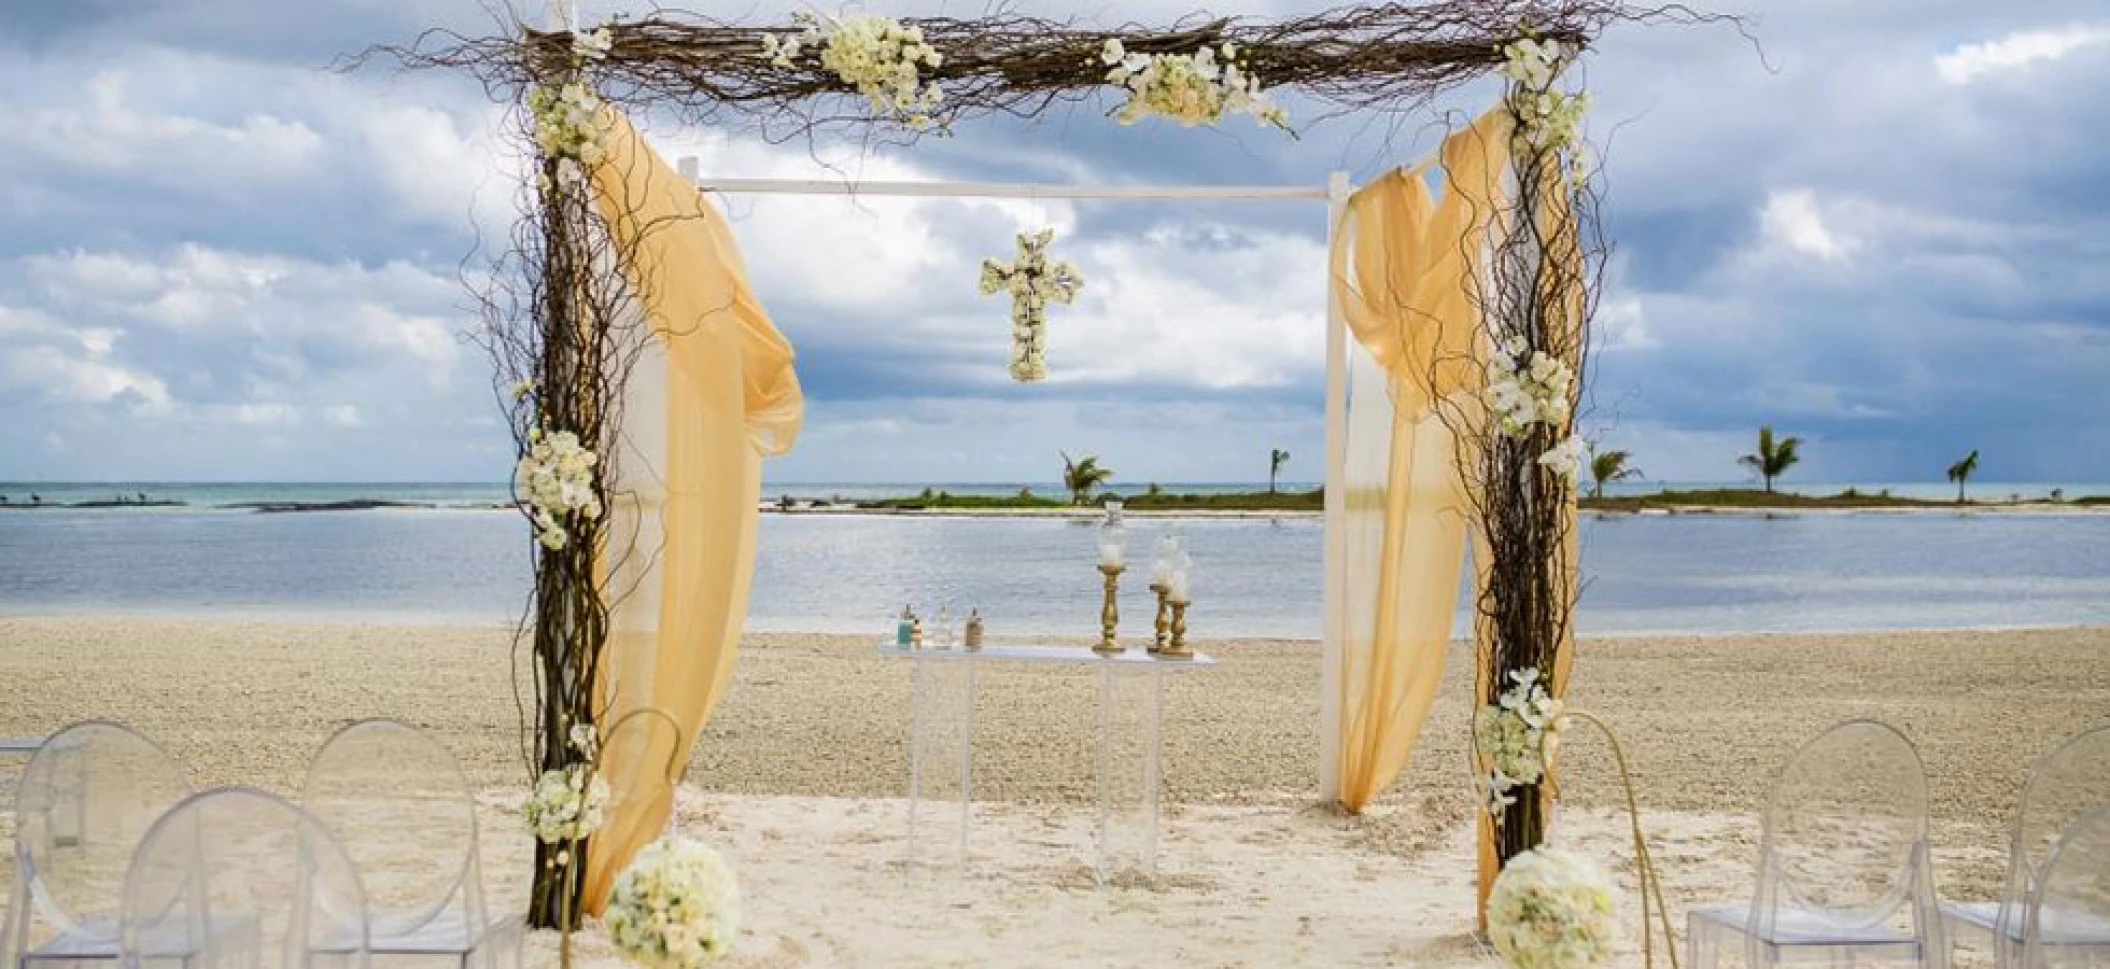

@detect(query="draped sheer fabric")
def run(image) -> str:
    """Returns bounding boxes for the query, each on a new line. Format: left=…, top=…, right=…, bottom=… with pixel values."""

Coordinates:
left=582, top=110, right=803, bottom=911
left=1329, top=108, right=1512, bottom=814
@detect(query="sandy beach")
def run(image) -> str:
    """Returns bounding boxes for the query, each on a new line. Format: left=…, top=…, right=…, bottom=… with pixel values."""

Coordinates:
left=0, top=618, right=2103, bottom=967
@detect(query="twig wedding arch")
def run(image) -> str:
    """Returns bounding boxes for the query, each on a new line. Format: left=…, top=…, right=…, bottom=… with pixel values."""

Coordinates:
left=361, top=0, right=1718, bottom=932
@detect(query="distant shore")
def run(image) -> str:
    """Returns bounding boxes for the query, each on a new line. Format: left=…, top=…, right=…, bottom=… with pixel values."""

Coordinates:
left=761, top=485, right=2110, bottom=518
left=3, top=486, right=2107, bottom=517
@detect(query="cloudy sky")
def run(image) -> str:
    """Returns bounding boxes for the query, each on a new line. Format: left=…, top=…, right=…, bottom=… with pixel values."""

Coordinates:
left=0, top=1, right=2105, bottom=487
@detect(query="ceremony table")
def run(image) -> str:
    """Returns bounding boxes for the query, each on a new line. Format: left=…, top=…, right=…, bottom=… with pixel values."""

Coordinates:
left=877, top=643, right=1216, bottom=884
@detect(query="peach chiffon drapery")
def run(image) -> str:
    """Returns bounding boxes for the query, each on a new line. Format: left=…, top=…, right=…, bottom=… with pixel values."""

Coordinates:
left=581, top=111, right=803, bottom=911
left=1328, top=108, right=1511, bottom=814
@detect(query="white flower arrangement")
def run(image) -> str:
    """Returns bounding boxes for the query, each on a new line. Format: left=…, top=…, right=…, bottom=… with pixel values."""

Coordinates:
left=763, top=13, right=945, bottom=128
left=525, top=763, right=610, bottom=845
left=1100, top=39, right=1288, bottom=130
left=1486, top=335, right=1574, bottom=440
left=1487, top=847, right=1619, bottom=969
left=517, top=427, right=602, bottom=550
left=527, top=26, right=615, bottom=190
left=979, top=229, right=1084, bottom=383
left=525, top=723, right=609, bottom=848
left=605, top=836, right=741, bottom=969
left=1499, top=36, right=1590, bottom=154
left=1475, top=667, right=1565, bottom=814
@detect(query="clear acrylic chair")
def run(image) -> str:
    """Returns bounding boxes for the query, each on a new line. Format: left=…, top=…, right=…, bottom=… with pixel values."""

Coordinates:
left=3, top=722, right=193, bottom=969
left=2021, top=803, right=2110, bottom=969
left=301, top=719, right=520, bottom=969
left=1944, top=725, right=2110, bottom=969
left=120, top=785, right=368, bottom=969
left=1688, top=720, right=1948, bottom=969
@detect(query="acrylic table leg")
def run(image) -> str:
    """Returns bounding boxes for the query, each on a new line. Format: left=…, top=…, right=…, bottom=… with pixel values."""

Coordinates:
left=1145, top=664, right=1164, bottom=881
left=905, top=648, right=925, bottom=872
left=906, top=651, right=975, bottom=879
left=1094, top=660, right=1114, bottom=885
left=957, top=653, right=976, bottom=876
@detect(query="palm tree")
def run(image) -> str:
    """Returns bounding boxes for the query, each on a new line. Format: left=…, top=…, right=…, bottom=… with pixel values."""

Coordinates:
left=1268, top=448, right=1291, bottom=494
left=1947, top=449, right=1980, bottom=504
left=1587, top=447, right=1642, bottom=499
left=1737, top=425, right=1803, bottom=494
left=1060, top=451, right=1114, bottom=506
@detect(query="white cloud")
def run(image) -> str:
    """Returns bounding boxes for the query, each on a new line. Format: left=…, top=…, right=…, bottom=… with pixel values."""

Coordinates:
left=675, top=132, right=1073, bottom=313
left=0, top=345, right=170, bottom=409
left=1936, top=24, right=2110, bottom=85
left=1755, top=189, right=1853, bottom=262
left=21, top=245, right=465, bottom=382
left=772, top=395, right=1323, bottom=485
left=227, top=403, right=302, bottom=425
left=1055, top=227, right=1325, bottom=389
left=354, top=103, right=516, bottom=232
left=25, top=71, right=321, bottom=181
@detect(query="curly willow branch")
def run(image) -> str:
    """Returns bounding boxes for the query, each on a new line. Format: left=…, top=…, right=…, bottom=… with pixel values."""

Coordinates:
left=349, top=2, right=1730, bottom=145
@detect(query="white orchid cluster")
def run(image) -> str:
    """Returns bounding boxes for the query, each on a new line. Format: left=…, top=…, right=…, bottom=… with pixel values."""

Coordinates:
left=1487, top=847, right=1620, bottom=969
left=1487, top=335, right=1574, bottom=439
left=1499, top=36, right=1590, bottom=155
left=517, top=427, right=602, bottom=551
left=764, top=13, right=945, bottom=128
left=979, top=229, right=1084, bottom=383
left=1486, top=336, right=1584, bottom=488
left=525, top=724, right=609, bottom=849
left=605, top=836, right=742, bottom=969
left=1099, top=39, right=1288, bottom=130
left=1475, top=667, right=1564, bottom=815
left=527, top=26, right=614, bottom=191
left=1537, top=434, right=1587, bottom=486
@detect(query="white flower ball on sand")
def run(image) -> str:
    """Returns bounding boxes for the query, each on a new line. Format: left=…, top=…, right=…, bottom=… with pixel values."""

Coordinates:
left=1487, top=847, right=1619, bottom=969
left=606, top=836, right=741, bottom=969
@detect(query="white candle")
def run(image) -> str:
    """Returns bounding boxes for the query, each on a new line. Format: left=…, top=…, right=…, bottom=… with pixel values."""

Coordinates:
left=1168, top=568, right=1189, bottom=603
left=1150, top=558, right=1172, bottom=586
left=1099, top=541, right=1123, bottom=567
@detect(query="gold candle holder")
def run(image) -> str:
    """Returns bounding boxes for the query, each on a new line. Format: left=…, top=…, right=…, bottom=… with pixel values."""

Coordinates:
left=1162, top=599, right=1191, bottom=659
left=1095, top=563, right=1125, bottom=655
left=1148, top=582, right=1170, bottom=654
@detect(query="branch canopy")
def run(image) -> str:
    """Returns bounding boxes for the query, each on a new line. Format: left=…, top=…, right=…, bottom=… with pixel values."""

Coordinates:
left=367, top=1, right=1703, bottom=141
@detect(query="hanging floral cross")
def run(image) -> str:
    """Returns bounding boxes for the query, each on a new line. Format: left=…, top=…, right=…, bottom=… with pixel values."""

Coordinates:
left=979, top=229, right=1084, bottom=383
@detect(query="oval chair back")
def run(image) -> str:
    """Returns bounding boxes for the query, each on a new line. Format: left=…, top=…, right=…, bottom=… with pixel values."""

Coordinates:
left=5, top=721, right=191, bottom=965
left=301, top=719, right=479, bottom=941
left=120, top=786, right=369, bottom=969
left=1750, top=720, right=1937, bottom=942
left=2024, top=803, right=2110, bottom=969
left=2000, top=725, right=2110, bottom=945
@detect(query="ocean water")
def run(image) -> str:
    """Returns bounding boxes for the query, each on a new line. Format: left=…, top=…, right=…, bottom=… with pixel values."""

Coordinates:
left=0, top=490, right=2106, bottom=636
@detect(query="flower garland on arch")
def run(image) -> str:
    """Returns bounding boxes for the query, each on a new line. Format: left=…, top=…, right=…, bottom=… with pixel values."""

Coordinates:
left=1099, top=39, right=1287, bottom=129
left=762, top=13, right=945, bottom=128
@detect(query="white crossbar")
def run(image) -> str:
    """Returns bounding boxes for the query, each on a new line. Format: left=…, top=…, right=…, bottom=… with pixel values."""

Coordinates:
left=679, top=168, right=1329, bottom=202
